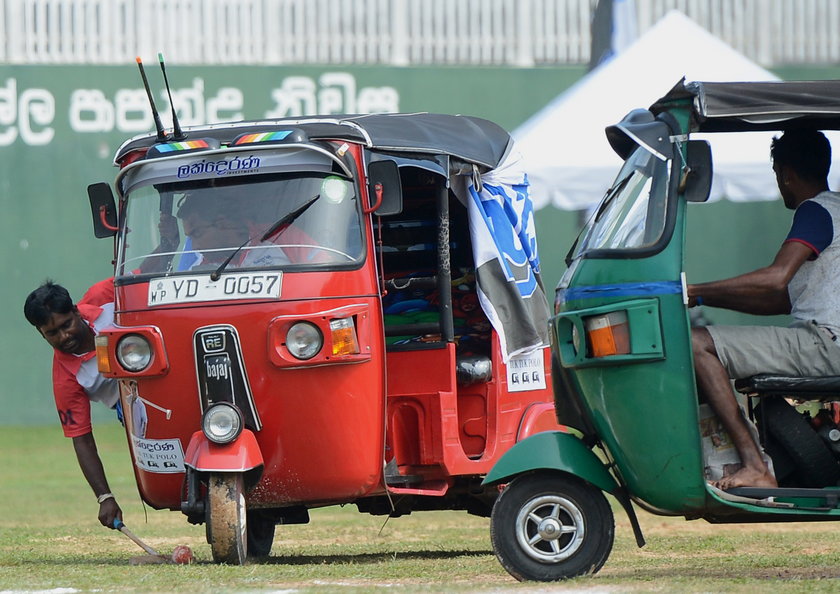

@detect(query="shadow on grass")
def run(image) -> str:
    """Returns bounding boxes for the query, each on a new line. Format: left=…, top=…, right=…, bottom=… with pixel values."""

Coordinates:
left=10, top=549, right=494, bottom=567
left=258, top=549, right=493, bottom=566
left=604, top=567, right=840, bottom=581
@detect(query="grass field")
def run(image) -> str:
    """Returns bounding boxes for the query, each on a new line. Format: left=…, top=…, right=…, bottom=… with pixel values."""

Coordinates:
left=3, top=424, right=840, bottom=593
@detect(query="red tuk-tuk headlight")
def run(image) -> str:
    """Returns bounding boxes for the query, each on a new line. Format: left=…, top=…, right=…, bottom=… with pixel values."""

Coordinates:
left=202, top=402, right=243, bottom=444
left=286, top=322, right=323, bottom=360
left=116, top=334, right=153, bottom=372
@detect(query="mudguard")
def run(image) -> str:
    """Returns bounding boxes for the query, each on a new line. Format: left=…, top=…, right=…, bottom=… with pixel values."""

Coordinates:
left=184, top=429, right=264, bottom=472
left=517, top=402, right=566, bottom=440
left=482, top=430, right=618, bottom=494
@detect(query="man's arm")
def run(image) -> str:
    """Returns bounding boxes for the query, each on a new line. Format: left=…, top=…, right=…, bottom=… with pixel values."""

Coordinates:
left=688, top=241, right=814, bottom=315
left=72, top=432, right=123, bottom=529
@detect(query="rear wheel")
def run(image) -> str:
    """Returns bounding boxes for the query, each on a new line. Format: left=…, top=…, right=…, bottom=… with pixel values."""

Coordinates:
left=758, top=397, right=840, bottom=487
left=207, top=473, right=247, bottom=564
left=246, top=509, right=276, bottom=558
left=490, top=473, right=614, bottom=582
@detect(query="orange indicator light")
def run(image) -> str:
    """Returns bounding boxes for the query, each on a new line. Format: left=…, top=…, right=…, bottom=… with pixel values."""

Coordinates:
left=584, top=311, right=630, bottom=357
left=330, top=317, right=360, bottom=356
left=95, top=335, right=112, bottom=373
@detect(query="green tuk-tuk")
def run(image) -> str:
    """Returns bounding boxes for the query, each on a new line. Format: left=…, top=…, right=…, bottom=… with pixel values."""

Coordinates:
left=484, top=79, right=840, bottom=581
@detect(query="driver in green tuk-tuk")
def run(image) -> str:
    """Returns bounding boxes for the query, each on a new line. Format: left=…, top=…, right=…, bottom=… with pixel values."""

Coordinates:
left=689, top=129, right=840, bottom=490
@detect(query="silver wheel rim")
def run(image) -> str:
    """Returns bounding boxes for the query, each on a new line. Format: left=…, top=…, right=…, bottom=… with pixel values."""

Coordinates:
left=514, top=494, right=585, bottom=563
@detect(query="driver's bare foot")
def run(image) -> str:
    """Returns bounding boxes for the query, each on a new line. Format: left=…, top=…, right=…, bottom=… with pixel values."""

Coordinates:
left=712, top=466, right=777, bottom=490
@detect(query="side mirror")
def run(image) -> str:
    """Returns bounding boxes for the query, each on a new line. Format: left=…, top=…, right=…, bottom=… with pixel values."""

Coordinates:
left=367, top=160, right=403, bottom=216
left=88, top=182, right=118, bottom=238
left=681, top=140, right=713, bottom=203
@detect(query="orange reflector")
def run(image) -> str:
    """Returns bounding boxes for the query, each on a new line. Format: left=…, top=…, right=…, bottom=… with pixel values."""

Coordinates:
left=95, top=335, right=112, bottom=373
left=584, top=311, right=630, bottom=357
left=330, top=317, right=360, bottom=356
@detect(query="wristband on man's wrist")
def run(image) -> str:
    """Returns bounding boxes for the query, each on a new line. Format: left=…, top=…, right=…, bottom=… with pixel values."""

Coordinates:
left=695, top=296, right=704, bottom=306
left=97, top=492, right=115, bottom=504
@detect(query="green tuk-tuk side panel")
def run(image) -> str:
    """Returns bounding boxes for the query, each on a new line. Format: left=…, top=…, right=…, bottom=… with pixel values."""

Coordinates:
left=481, top=430, right=619, bottom=495
left=554, top=297, right=664, bottom=368
left=556, top=196, right=709, bottom=514
left=563, top=294, right=707, bottom=513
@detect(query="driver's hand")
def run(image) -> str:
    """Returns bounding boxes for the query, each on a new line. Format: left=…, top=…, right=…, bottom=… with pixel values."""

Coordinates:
left=158, top=213, right=180, bottom=250
left=99, top=498, right=123, bottom=529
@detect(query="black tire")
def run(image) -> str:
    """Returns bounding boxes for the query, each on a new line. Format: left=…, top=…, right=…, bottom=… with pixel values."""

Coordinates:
left=762, top=433, right=797, bottom=486
left=490, top=472, right=614, bottom=582
left=758, top=397, right=840, bottom=488
left=246, top=509, right=276, bottom=558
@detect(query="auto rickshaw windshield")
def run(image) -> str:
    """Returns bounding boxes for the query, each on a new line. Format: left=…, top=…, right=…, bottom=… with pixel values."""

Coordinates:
left=117, top=172, right=364, bottom=277
left=572, top=145, right=672, bottom=258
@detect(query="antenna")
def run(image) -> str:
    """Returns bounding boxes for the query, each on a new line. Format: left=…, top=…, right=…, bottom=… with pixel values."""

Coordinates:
left=136, top=56, right=168, bottom=142
left=158, top=53, right=185, bottom=141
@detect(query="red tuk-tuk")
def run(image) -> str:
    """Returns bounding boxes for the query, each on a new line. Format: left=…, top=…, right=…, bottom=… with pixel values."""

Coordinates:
left=87, top=112, right=560, bottom=563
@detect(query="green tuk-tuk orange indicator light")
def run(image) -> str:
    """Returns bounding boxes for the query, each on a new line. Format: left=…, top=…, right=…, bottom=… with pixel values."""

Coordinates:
left=584, top=311, right=630, bottom=357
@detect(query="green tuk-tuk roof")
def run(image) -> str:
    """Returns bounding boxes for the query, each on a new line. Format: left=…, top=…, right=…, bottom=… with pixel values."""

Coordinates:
left=650, top=79, right=840, bottom=133
left=115, top=113, right=513, bottom=171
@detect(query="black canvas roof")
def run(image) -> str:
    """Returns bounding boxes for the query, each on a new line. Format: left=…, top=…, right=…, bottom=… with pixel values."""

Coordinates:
left=115, top=112, right=513, bottom=170
left=650, top=79, right=840, bottom=132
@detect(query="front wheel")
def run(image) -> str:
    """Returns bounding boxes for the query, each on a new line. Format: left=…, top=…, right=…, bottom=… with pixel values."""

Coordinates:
left=207, top=473, right=247, bottom=564
left=490, top=473, right=614, bottom=582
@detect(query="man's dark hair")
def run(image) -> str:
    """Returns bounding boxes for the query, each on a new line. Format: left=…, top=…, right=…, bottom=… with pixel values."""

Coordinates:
left=771, top=129, right=832, bottom=183
left=24, top=281, right=74, bottom=328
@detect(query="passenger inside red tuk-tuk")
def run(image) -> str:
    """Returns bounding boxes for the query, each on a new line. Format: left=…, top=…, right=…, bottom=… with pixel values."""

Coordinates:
left=133, top=173, right=364, bottom=275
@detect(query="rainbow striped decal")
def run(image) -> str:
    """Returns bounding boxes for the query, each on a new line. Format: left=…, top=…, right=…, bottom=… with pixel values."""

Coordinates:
left=234, top=130, right=294, bottom=145
left=155, top=139, right=211, bottom=153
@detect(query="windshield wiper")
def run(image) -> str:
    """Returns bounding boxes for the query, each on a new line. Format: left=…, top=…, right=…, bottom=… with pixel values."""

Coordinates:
left=210, top=194, right=320, bottom=281
left=594, top=174, right=631, bottom=223
left=259, top=194, right=320, bottom=242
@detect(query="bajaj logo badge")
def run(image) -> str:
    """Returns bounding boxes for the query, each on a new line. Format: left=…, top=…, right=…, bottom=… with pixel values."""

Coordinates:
left=201, top=332, right=226, bottom=353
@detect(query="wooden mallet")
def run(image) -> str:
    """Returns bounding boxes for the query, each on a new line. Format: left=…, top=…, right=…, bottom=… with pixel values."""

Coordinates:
left=113, top=519, right=176, bottom=564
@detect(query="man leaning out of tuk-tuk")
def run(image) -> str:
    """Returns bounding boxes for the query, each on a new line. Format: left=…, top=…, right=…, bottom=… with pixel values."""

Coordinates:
left=689, top=129, right=840, bottom=490
left=24, top=278, right=124, bottom=528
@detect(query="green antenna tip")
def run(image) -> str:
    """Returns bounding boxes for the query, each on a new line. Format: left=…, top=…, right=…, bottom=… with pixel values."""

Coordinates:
left=158, top=52, right=164, bottom=61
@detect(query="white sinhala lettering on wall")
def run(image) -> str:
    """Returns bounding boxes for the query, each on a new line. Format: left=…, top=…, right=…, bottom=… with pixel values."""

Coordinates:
left=69, top=89, right=115, bottom=132
left=207, top=87, right=244, bottom=123
left=115, top=88, right=154, bottom=132
left=265, top=73, right=399, bottom=117
left=0, top=79, right=55, bottom=146
left=1, top=73, right=399, bottom=146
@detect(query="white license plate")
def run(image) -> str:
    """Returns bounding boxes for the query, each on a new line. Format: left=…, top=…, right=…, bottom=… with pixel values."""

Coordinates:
left=148, top=272, right=282, bottom=306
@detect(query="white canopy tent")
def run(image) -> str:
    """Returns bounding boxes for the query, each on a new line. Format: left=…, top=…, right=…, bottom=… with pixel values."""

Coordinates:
left=515, top=10, right=840, bottom=211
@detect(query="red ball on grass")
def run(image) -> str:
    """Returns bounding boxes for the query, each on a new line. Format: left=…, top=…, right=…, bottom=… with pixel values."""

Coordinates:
left=171, top=545, right=193, bottom=564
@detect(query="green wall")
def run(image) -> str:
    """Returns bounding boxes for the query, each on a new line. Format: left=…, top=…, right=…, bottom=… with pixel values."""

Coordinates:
left=2, top=63, right=586, bottom=425
left=1, top=63, right=835, bottom=425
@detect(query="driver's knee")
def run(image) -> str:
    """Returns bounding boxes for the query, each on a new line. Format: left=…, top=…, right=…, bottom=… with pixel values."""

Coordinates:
left=691, top=326, right=716, bottom=359
left=691, top=326, right=720, bottom=367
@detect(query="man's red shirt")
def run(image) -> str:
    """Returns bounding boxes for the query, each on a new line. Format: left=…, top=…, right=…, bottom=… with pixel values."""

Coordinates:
left=52, top=278, right=117, bottom=438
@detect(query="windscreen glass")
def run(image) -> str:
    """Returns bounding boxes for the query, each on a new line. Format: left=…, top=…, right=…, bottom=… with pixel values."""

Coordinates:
left=118, top=172, right=363, bottom=277
left=572, top=146, right=671, bottom=257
